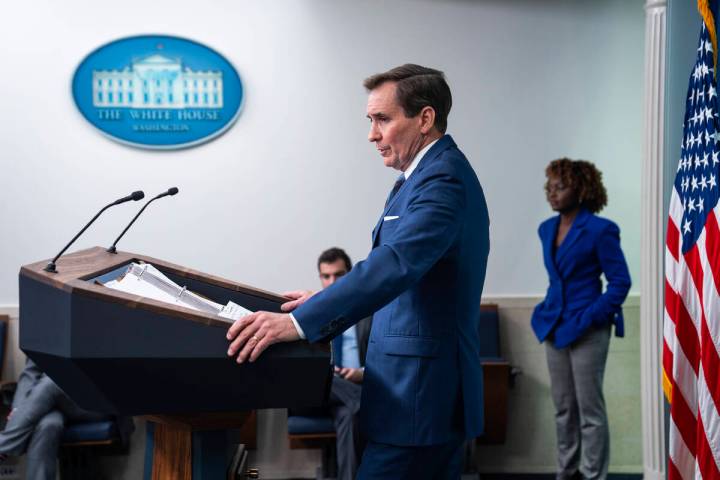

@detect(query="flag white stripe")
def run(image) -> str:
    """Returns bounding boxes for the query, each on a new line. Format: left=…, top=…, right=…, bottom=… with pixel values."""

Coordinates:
left=667, top=247, right=681, bottom=292
left=670, top=188, right=685, bottom=232
left=697, top=365, right=720, bottom=473
left=696, top=225, right=720, bottom=363
left=665, top=308, right=678, bottom=354
left=674, top=248, right=705, bottom=338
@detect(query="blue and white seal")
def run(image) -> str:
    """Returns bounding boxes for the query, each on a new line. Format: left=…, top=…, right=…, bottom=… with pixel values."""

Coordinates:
left=72, top=35, right=244, bottom=150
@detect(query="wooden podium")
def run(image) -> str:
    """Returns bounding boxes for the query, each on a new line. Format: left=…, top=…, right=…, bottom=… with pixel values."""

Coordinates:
left=19, top=247, right=332, bottom=479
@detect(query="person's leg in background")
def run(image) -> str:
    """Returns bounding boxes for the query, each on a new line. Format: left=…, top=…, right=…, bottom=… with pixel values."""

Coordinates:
left=25, top=410, right=64, bottom=480
left=0, top=376, right=64, bottom=456
left=569, top=326, right=611, bottom=480
left=328, top=377, right=363, bottom=480
left=546, top=341, right=582, bottom=480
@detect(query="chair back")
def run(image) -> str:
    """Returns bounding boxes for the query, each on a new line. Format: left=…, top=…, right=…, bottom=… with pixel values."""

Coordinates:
left=477, top=304, right=501, bottom=359
left=0, top=315, right=8, bottom=379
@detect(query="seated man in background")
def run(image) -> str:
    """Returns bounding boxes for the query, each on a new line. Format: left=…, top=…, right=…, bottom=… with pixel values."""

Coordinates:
left=317, top=247, right=372, bottom=480
left=0, top=360, right=133, bottom=480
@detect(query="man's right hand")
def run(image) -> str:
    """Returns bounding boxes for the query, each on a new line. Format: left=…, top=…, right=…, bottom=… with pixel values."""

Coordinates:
left=281, top=290, right=315, bottom=312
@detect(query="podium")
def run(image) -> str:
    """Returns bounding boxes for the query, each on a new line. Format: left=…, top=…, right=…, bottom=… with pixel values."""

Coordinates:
left=19, top=247, right=332, bottom=479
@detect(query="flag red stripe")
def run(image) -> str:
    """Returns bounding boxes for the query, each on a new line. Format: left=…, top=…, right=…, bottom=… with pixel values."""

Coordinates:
left=700, top=315, right=720, bottom=416
left=668, top=217, right=681, bottom=263
left=665, top=281, right=701, bottom=373
left=697, top=415, right=720, bottom=480
left=684, top=245, right=705, bottom=306
left=667, top=456, right=686, bottom=480
left=664, top=339, right=675, bottom=380
left=671, top=376, right=698, bottom=456
left=705, top=210, right=720, bottom=295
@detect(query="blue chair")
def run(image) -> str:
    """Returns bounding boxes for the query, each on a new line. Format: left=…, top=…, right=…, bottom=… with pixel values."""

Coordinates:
left=287, top=406, right=338, bottom=479
left=476, top=304, right=511, bottom=445
left=0, top=315, right=12, bottom=418
left=61, top=419, right=125, bottom=446
left=58, top=419, right=132, bottom=480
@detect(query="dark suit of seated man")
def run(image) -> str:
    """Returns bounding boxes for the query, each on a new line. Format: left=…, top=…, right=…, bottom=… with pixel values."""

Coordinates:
left=0, top=360, right=133, bottom=480
left=317, top=247, right=372, bottom=480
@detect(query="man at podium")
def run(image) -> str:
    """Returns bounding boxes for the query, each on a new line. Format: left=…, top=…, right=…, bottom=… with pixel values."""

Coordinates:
left=227, top=64, right=490, bottom=479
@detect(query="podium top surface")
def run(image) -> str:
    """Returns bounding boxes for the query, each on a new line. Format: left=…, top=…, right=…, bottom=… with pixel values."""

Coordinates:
left=20, top=247, right=288, bottom=329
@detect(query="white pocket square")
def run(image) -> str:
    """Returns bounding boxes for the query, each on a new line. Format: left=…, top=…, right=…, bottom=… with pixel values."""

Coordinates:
left=383, top=215, right=400, bottom=221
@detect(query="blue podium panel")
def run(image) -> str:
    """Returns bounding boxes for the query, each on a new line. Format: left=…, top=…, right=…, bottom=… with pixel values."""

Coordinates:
left=19, top=247, right=332, bottom=416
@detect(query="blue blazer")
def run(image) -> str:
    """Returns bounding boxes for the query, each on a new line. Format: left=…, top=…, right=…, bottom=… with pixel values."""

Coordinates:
left=531, top=208, right=631, bottom=348
left=294, top=135, right=490, bottom=446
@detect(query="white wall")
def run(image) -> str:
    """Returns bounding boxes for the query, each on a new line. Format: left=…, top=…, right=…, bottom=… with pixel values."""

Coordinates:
left=0, top=0, right=643, bottom=304
left=0, top=0, right=646, bottom=477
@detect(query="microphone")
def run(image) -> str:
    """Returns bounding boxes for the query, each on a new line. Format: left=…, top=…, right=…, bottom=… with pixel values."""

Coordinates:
left=112, top=190, right=145, bottom=205
left=106, top=187, right=179, bottom=254
left=44, top=191, right=145, bottom=273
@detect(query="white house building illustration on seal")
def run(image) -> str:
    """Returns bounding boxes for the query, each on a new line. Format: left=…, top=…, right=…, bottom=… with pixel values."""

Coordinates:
left=92, top=54, right=223, bottom=109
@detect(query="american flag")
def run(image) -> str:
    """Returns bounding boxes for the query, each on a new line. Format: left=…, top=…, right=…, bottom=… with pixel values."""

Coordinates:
left=664, top=17, right=720, bottom=480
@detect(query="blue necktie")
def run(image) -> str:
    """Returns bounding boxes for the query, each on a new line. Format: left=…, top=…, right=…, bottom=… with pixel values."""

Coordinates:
left=385, top=175, right=406, bottom=207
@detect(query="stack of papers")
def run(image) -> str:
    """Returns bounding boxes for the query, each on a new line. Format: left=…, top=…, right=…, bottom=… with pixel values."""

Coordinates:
left=104, top=263, right=252, bottom=321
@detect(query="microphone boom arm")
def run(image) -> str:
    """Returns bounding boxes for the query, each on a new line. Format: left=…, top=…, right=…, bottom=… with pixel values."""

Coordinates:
left=107, top=187, right=178, bottom=254
left=107, top=198, right=156, bottom=254
left=44, top=190, right=144, bottom=273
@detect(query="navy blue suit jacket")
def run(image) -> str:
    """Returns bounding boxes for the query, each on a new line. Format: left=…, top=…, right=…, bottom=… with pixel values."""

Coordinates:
left=294, top=135, right=490, bottom=446
left=531, top=208, right=631, bottom=348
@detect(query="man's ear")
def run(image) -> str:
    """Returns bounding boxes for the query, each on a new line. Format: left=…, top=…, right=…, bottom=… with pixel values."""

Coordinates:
left=419, top=106, right=436, bottom=135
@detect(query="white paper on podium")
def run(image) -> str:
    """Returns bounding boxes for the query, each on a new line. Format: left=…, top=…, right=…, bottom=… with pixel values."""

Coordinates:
left=218, top=301, right=253, bottom=321
left=103, top=262, right=253, bottom=318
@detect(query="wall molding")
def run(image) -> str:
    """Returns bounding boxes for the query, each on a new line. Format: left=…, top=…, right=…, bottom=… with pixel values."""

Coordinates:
left=482, top=293, right=640, bottom=309
left=476, top=465, right=643, bottom=475
left=0, top=306, right=18, bottom=318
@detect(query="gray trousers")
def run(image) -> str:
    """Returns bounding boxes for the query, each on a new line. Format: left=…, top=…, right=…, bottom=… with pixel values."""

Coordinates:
left=545, top=325, right=611, bottom=480
left=328, top=376, right=363, bottom=480
left=0, top=367, right=107, bottom=480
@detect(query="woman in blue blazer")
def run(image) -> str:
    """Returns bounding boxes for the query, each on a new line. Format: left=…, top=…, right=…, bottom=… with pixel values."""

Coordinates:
left=531, top=158, right=631, bottom=480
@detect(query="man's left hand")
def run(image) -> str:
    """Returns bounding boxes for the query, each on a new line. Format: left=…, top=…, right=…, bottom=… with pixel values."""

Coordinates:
left=226, top=311, right=300, bottom=363
left=335, top=366, right=364, bottom=383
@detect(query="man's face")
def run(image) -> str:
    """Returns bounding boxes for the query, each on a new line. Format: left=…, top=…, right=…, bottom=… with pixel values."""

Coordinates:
left=366, top=82, right=426, bottom=171
left=318, top=259, right=349, bottom=289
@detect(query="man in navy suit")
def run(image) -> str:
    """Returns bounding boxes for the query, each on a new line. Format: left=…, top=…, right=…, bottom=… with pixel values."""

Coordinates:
left=227, top=64, right=490, bottom=479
